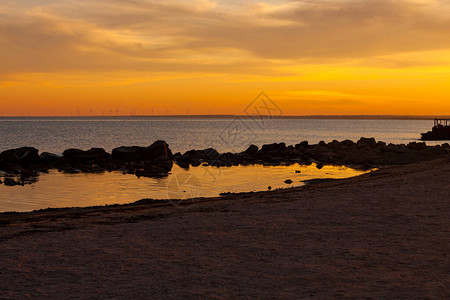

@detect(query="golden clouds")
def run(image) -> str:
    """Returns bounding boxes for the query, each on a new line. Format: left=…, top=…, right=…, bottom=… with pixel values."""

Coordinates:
left=1, top=0, right=450, bottom=115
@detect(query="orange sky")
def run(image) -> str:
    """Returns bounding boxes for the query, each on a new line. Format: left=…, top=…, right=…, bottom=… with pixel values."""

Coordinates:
left=1, top=0, right=450, bottom=116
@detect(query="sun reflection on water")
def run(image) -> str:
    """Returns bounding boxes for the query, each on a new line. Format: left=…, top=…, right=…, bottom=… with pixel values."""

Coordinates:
left=0, top=163, right=369, bottom=212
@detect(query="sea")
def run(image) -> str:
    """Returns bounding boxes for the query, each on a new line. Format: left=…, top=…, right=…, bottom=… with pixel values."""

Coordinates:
left=0, top=117, right=441, bottom=212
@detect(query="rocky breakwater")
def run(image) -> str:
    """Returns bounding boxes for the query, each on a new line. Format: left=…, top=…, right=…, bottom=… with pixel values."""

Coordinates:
left=0, top=140, right=173, bottom=186
left=2, top=137, right=449, bottom=187
left=174, top=138, right=450, bottom=169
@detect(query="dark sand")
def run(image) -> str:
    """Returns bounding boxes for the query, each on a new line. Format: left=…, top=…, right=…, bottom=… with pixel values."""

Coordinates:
left=1, top=158, right=449, bottom=299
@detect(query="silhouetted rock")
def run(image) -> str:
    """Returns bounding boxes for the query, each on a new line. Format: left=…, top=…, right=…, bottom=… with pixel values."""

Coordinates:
left=40, top=152, right=61, bottom=163
left=3, top=178, right=18, bottom=186
left=62, top=148, right=110, bottom=167
left=62, top=148, right=85, bottom=159
left=419, top=145, right=447, bottom=159
left=295, top=141, right=309, bottom=149
left=202, top=148, right=219, bottom=161
left=177, top=148, right=220, bottom=167
left=384, top=144, right=411, bottom=154
left=244, top=144, right=259, bottom=154
left=0, top=147, right=40, bottom=166
left=407, top=142, right=427, bottom=151
left=141, top=140, right=173, bottom=161
left=376, top=141, right=387, bottom=149
left=327, top=140, right=342, bottom=151
left=20, top=169, right=35, bottom=179
left=112, top=146, right=143, bottom=161
left=87, top=148, right=110, bottom=160
left=341, top=140, right=355, bottom=147
left=357, top=137, right=377, bottom=148
left=260, top=143, right=286, bottom=153
left=284, top=179, right=293, bottom=184
left=217, top=153, right=239, bottom=166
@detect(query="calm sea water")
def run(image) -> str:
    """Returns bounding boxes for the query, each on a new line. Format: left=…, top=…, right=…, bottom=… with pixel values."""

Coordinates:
left=0, top=117, right=438, bottom=212
left=0, top=117, right=440, bottom=154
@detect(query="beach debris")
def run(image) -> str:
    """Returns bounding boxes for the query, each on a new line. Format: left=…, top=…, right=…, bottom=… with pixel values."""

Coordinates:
left=284, top=179, right=293, bottom=184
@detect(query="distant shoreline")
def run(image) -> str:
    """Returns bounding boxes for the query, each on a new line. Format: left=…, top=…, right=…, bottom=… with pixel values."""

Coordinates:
left=0, top=115, right=448, bottom=120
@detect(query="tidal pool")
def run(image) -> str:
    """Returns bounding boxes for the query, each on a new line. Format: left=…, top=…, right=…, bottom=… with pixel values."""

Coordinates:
left=0, top=163, right=369, bottom=212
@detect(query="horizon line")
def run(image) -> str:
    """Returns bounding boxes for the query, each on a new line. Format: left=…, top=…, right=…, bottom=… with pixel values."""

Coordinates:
left=0, top=114, right=449, bottom=120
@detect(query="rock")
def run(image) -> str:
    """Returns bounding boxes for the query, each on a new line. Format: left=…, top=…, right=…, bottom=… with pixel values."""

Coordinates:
left=3, top=178, right=18, bottom=186
left=284, top=179, right=293, bottom=184
left=327, top=140, right=342, bottom=150
left=20, top=169, right=34, bottom=179
left=19, top=148, right=41, bottom=165
left=295, top=141, right=309, bottom=149
left=419, top=146, right=447, bottom=159
left=244, top=144, right=259, bottom=154
left=351, top=149, right=379, bottom=165
left=264, top=156, right=283, bottom=163
left=87, top=148, right=110, bottom=160
left=295, top=170, right=301, bottom=173
left=341, top=140, right=355, bottom=147
left=176, top=159, right=190, bottom=169
left=384, top=143, right=412, bottom=154
left=260, top=143, right=286, bottom=153
left=178, top=148, right=220, bottom=166
left=357, top=137, right=377, bottom=148
left=407, top=142, right=427, bottom=151
left=62, top=148, right=86, bottom=160
left=40, top=152, right=61, bottom=163
left=201, top=148, right=220, bottom=161
left=0, top=147, right=40, bottom=166
left=140, top=140, right=173, bottom=161
left=378, top=152, right=422, bottom=165
left=377, top=141, right=387, bottom=148
left=63, top=148, right=110, bottom=165
left=268, top=186, right=272, bottom=190
left=181, top=149, right=198, bottom=158
left=112, top=146, right=143, bottom=161
left=191, top=160, right=201, bottom=167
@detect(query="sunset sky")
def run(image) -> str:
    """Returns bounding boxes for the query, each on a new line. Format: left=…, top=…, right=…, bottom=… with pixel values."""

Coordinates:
left=1, top=0, right=450, bottom=116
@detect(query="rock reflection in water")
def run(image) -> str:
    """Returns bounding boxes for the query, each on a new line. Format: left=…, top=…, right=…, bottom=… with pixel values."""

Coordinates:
left=0, top=163, right=369, bottom=213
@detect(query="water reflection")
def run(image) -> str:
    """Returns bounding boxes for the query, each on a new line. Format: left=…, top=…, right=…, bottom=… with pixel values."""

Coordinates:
left=0, top=163, right=369, bottom=212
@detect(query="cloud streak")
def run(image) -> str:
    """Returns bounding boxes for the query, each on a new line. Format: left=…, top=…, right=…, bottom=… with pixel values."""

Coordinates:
left=1, top=0, right=450, bottom=78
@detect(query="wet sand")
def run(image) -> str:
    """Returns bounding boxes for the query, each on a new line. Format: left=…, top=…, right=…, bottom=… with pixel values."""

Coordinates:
left=1, top=158, right=449, bottom=299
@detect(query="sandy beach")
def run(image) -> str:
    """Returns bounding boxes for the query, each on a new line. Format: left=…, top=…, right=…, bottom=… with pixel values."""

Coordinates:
left=1, top=157, right=449, bottom=299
